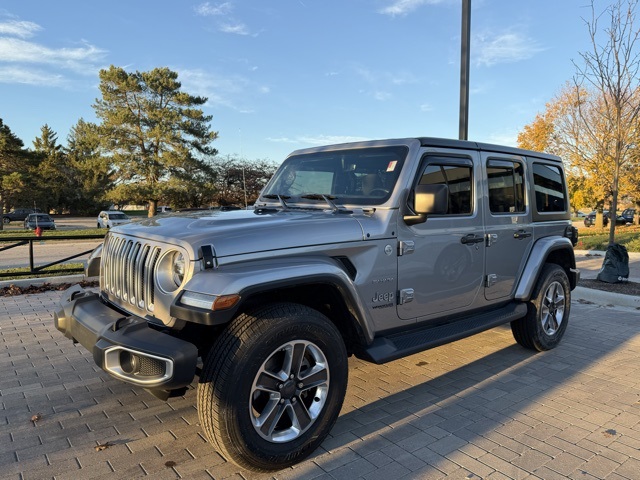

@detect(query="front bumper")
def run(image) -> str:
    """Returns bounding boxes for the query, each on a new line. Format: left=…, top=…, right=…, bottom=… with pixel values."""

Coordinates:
left=54, top=285, right=198, bottom=395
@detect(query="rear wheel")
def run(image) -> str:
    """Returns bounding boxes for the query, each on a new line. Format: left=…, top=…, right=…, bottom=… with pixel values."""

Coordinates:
left=197, top=303, right=348, bottom=471
left=511, top=264, right=570, bottom=351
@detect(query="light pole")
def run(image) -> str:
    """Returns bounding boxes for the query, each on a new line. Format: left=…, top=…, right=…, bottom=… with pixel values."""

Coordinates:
left=459, top=0, right=471, bottom=141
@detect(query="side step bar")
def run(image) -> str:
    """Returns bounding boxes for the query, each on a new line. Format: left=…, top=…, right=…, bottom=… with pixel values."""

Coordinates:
left=360, top=302, right=527, bottom=364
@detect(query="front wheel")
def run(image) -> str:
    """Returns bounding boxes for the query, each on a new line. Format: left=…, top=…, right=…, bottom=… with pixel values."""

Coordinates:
left=511, top=264, right=571, bottom=351
left=197, top=303, right=348, bottom=471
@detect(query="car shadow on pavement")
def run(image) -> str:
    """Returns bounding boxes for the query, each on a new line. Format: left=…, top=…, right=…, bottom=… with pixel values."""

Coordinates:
left=2, top=300, right=639, bottom=479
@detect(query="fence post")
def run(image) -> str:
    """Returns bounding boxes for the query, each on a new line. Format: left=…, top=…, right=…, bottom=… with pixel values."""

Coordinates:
left=29, top=239, right=35, bottom=273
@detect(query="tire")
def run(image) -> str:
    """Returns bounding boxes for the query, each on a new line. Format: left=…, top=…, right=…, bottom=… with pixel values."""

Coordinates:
left=197, top=303, right=348, bottom=471
left=511, top=264, right=571, bottom=351
left=3, top=217, right=9, bottom=224
left=97, top=223, right=101, bottom=228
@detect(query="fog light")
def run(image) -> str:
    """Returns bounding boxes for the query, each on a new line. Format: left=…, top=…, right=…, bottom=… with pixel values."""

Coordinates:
left=120, top=350, right=140, bottom=374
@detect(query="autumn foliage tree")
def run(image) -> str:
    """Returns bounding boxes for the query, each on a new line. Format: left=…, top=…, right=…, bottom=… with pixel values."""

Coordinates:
left=519, top=0, right=640, bottom=240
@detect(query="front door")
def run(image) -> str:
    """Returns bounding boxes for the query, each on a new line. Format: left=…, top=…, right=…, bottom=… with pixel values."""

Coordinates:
left=397, top=150, right=485, bottom=320
left=482, top=153, right=533, bottom=300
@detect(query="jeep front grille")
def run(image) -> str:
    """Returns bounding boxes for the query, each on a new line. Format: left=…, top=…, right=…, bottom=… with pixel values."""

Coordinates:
left=102, top=235, right=161, bottom=312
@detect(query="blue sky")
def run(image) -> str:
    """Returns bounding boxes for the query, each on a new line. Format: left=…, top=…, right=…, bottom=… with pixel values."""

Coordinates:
left=1, top=0, right=592, bottom=163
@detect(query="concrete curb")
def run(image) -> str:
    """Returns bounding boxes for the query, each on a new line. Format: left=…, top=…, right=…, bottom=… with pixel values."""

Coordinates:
left=573, top=286, right=640, bottom=309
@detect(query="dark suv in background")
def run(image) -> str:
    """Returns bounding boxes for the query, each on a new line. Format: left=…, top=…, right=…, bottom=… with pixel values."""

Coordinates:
left=584, top=209, right=635, bottom=227
left=2, top=207, right=42, bottom=224
left=621, top=208, right=636, bottom=224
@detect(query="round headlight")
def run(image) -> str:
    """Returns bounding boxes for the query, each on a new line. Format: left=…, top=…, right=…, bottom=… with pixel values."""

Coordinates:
left=172, top=252, right=185, bottom=286
left=156, top=249, right=189, bottom=294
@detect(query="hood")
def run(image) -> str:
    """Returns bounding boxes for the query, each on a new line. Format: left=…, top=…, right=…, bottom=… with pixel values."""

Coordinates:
left=113, top=209, right=365, bottom=258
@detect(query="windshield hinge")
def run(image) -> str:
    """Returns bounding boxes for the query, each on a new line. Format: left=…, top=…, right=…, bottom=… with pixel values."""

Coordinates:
left=200, top=245, right=215, bottom=269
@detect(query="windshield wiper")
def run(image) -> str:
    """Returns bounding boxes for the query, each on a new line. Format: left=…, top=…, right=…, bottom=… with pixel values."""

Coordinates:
left=262, top=194, right=291, bottom=209
left=300, top=194, right=352, bottom=214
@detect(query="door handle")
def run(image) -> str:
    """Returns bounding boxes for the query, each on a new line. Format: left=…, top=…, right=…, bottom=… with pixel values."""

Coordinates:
left=461, top=233, right=485, bottom=245
left=513, top=230, right=532, bottom=239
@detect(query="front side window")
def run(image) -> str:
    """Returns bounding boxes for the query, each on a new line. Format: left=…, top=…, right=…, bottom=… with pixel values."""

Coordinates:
left=487, top=160, right=525, bottom=214
left=533, top=163, right=566, bottom=213
left=417, top=161, right=472, bottom=215
left=261, top=146, right=408, bottom=206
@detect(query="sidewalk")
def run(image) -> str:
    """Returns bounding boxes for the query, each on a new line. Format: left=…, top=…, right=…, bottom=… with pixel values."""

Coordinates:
left=1, top=289, right=639, bottom=479
left=573, top=250, right=640, bottom=309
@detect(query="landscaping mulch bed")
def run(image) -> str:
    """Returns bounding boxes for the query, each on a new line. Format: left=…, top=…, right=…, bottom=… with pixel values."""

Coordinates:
left=578, top=278, right=640, bottom=296
left=0, top=280, right=98, bottom=297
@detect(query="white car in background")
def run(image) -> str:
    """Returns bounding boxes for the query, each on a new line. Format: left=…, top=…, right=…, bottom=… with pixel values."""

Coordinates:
left=97, top=211, right=131, bottom=228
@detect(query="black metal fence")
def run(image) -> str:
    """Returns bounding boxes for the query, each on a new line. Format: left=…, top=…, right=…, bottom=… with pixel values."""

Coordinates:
left=0, top=235, right=104, bottom=278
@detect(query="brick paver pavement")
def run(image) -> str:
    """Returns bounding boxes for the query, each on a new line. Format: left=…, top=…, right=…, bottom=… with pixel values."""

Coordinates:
left=1, top=290, right=639, bottom=479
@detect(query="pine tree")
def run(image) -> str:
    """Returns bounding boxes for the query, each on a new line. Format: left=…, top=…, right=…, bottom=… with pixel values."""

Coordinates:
left=93, top=65, right=218, bottom=216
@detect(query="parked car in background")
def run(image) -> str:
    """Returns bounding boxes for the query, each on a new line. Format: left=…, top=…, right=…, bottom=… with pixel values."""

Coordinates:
left=583, top=210, right=627, bottom=227
left=583, top=211, right=606, bottom=227
left=24, top=213, right=56, bottom=230
left=97, top=211, right=131, bottom=228
left=621, top=208, right=636, bottom=224
left=2, top=207, right=42, bottom=224
left=158, top=206, right=173, bottom=213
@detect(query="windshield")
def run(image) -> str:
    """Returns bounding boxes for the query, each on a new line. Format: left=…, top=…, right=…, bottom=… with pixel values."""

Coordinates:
left=31, top=215, right=52, bottom=221
left=261, top=146, right=408, bottom=206
left=109, top=213, right=128, bottom=220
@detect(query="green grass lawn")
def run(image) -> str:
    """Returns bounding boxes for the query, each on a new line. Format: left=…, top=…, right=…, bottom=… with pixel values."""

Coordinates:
left=0, top=228, right=105, bottom=238
left=576, top=224, right=640, bottom=252
left=0, top=263, right=85, bottom=281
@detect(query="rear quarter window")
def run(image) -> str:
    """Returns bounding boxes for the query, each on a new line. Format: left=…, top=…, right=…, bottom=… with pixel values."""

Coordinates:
left=533, top=163, right=567, bottom=213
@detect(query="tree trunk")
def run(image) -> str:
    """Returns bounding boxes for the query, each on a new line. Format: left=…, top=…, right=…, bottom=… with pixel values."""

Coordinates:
left=608, top=161, right=620, bottom=246
left=148, top=199, right=158, bottom=218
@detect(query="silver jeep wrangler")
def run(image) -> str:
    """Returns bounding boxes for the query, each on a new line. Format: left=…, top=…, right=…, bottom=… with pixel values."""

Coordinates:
left=54, top=137, right=579, bottom=471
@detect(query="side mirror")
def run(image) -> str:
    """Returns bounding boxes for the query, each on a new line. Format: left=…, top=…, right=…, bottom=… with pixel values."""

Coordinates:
left=414, top=184, right=448, bottom=214
left=404, top=184, right=448, bottom=225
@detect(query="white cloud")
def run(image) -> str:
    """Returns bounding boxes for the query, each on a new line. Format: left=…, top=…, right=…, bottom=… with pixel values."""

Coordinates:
left=219, top=22, right=251, bottom=35
left=194, top=2, right=233, bottom=16
left=474, top=31, right=545, bottom=67
left=378, top=0, right=451, bottom=17
left=0, top=20, right=41, bottom=38
left=0, top=19, right=106, bottom=88
left=0, top=66, right=65, bottom=86
left=391, top=71, right=418, bottom=85
left=374, top=91, right=392, bottom=101
left=178, top=67, right=267, bottom=112
left=0, top=37, right=106, bottom=74
left=420, top=103, right=433, bottom=112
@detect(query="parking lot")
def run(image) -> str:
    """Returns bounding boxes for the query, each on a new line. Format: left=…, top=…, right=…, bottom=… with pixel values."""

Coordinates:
left=1, top=289, right=639, bottom=479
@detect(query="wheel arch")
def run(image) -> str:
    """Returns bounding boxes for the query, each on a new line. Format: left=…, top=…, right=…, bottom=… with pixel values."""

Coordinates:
left=238, top=280, right=369, bottom=356
left=180, top=256, right=375, bottom=351
left=514, top=236, right=578, bottom=301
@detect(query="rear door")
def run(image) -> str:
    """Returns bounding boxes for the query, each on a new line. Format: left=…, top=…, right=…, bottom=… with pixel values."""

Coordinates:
left=482, top=153, right=533, bottom=300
